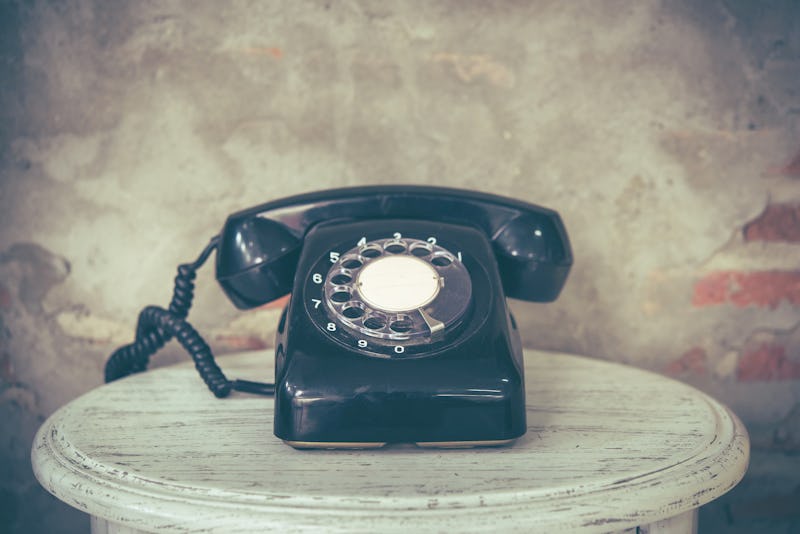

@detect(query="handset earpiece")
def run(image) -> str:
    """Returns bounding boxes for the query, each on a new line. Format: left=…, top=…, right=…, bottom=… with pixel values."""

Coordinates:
left=216, top=217, right=301, bottom=309
left=492, top=213, right=571, bottom=302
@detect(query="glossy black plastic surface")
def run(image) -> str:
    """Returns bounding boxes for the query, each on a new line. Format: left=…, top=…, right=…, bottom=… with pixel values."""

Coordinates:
left=215, top=185, right=572, bottom=308
left=273, top=219, right=526, bottom=444
left=216, top=217, right=301, bottom=309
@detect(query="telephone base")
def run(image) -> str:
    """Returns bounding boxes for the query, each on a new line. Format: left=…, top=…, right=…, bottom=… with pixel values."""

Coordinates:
left=284, top=439, right=516, bottom=450
left=284, top=441, right=387, bottom=450
left=415, top=439, right=515, bottom=449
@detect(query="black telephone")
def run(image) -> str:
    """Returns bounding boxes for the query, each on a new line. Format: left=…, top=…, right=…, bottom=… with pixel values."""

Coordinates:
left=107, top=186, right=572, bottom=448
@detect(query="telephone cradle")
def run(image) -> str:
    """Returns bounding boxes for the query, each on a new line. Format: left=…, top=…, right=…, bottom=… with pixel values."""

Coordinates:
left=106, top=186, right=572, bottom=449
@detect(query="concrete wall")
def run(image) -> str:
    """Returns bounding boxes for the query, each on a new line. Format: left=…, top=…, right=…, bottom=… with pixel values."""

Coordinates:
left=1, top=1, right=799, bottom=531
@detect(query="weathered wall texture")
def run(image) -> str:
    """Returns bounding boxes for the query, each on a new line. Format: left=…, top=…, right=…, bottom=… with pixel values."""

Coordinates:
left=1, top=1, right=799, bottom=532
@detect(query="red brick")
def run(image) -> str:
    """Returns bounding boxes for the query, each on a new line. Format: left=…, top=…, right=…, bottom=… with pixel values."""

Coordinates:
left=780, top=144, right=800, bottom=176
left=664, top=347, right=707, bottom=377
left=743, top=203, right=800, bottom=243
left=259, top=294, right=290, bottom=310
left=692, top=272, right=730, bottom=307
left=214, top=335, right=269, bottom=351
left=692, top=271, right=800, bottom=309
left=737, top=343, right=800, bottom=381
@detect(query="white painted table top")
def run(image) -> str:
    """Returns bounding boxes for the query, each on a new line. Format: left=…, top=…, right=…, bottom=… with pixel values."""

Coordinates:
left=32, top=350, right=749, bottom=533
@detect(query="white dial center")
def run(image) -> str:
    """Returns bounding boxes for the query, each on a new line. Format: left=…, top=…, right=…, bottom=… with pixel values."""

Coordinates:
left=356, top=255, right=441, bottom=312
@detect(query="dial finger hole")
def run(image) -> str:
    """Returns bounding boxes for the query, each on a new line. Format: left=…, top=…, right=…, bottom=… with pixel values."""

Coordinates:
left=363, top=316, right=387, bottom=330
left=359, top=245, right=382, bottom=258
left=342, top=303, right=365, bottom=319
left=431, top=253, right=454, bottom=267
left=331, top=290, right=351, bottom=303
left=389, top=317, right=413, bottom=333
left=384, top=241, right=407, bottom=254
left=330, top=272, right=352, bottom=285
left=341, top=256, right=363, bottom=269
left=410, top=243, right=432, bottom=257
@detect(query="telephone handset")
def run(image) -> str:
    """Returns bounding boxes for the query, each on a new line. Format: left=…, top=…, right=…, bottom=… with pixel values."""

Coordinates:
left=106, top=186, right=572, bottom=448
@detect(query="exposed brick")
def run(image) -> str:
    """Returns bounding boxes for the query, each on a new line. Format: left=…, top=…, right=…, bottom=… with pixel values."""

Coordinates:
left=692, top=271, right=800, bottom=309
left=780, top=144, right=800, bottom=176
left=692, top=272, right=730, bottom=307
left=214, top=335, right=269, bottom=351
left=737, top=343, right=800, bottom=381
left=259, top=294, right=290, bottom=310
left=664, top=347, right=708, bottom=377
left=743, top=203, right=800, bottom=242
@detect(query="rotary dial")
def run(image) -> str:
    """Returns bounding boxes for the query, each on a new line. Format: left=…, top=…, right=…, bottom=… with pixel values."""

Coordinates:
left=306, top=234, right=473, bottom=357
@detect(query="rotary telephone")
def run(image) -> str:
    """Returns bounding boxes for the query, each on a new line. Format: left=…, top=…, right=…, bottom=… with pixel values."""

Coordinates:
left=106, top=186, right=572, bottom=448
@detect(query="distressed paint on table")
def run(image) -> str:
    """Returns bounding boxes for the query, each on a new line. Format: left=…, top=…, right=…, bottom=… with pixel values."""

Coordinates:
left=32, top=350, right=749, bottom=533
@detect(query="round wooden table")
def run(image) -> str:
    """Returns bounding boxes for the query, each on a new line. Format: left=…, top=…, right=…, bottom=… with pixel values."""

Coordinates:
left=32, top=350, right=748, bottom=533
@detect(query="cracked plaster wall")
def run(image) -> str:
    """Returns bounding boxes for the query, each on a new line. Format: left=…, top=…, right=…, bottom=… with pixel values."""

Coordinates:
left=1, top=1, right=799, bottom=532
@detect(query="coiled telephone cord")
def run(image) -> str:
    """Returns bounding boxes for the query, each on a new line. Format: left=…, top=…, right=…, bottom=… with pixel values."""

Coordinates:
left=104, top=237, right=275, bottom=398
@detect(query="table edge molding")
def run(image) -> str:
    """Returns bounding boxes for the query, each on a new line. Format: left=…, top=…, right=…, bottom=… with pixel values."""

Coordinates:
left=30, top=350, right=750, bottom=533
